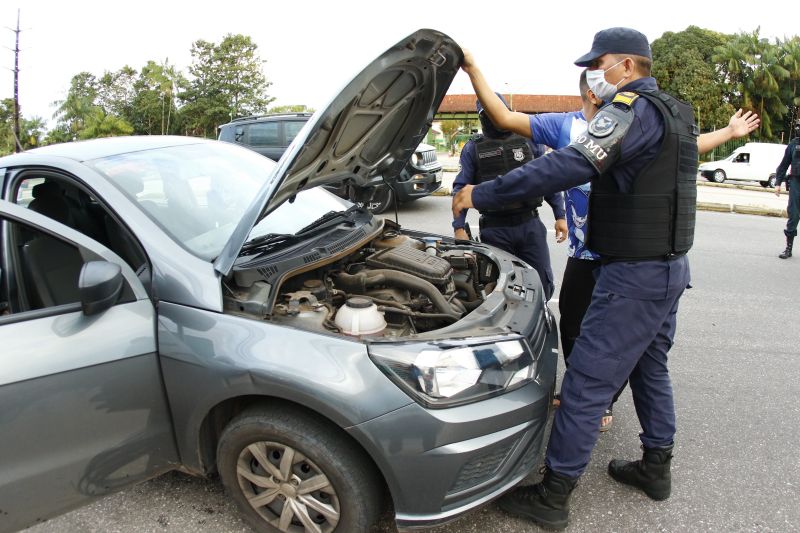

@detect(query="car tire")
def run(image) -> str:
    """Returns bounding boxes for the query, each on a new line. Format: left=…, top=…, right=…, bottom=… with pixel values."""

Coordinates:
left=217, top=405, right=382, bottom=533
left=767, top=174, right=777, bottom=188
left=712, top=169, right=726, bottom=183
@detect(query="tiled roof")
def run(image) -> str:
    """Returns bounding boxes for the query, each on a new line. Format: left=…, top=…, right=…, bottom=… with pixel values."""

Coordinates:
left=438, top=94, right=582, bottom=114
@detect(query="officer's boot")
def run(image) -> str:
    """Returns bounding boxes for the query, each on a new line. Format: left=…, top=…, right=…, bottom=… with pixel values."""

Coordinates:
left=497, top=467, right=578, bottom=530
left=779, top=233, right=794, bottom=259
left=608, top=444, right=673, bottom=501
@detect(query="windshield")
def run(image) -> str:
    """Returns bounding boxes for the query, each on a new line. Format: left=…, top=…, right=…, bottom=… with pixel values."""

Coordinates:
left=249, top=188, right=352, bottom=240
left=88, top=142, right=278, bottom=260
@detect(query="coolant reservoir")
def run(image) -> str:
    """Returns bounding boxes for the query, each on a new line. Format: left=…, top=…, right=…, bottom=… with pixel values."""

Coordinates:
left=334, top=297, right=387, bottom=336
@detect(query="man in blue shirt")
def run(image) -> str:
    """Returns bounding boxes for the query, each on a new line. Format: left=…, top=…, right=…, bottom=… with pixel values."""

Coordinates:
left=454, top=27, right=734, bottom=530
left=452, top=95, right=567, bottom=300
left=774, top=129, right=800, bottom=258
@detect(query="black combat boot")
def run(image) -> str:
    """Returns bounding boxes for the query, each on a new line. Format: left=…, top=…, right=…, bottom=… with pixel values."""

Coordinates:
left=497, top=467, right=578, bottom=530
left=608, top=444, right=673, bottom=501
left=779, top=233, right=794, bottom=259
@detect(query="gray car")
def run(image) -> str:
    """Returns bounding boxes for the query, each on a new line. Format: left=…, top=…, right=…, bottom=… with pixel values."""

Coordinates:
left=0, top=29, right=556, bottom=533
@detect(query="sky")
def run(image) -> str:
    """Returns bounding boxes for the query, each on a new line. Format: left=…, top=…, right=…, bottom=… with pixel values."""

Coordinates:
left=0, top=0, right=793, bottom=129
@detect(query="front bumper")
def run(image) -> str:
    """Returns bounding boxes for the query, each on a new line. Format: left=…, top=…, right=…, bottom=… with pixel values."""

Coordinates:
left=395, top=165, right=443, bottom=202
left=348, top=305, right=558, bottom=529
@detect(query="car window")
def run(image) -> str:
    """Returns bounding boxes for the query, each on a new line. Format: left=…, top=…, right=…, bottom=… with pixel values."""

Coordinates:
left=245, top=122, right=280, bottom=147
left=87, top=142, right=277, bottom=260
left=284, top=121, right=306, bottom=144
left=12, top=174, right=147, bottom=273
left=0, top=217, right=131, bottom=315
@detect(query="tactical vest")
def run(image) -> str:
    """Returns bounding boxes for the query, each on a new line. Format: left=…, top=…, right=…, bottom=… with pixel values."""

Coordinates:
left=576, top=90, right=699, bottom=259
left=473, top=134, right=543, bottom=215
left=790, top=138, right=800, bottom=177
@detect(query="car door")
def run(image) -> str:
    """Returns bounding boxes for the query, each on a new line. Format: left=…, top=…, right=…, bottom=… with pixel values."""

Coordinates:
left=729, top=150, right=750, bottom=180
left=0, top=200, right=178, bottom=533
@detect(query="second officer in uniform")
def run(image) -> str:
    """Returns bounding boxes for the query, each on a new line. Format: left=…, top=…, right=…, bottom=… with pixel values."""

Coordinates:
left=452, top=95, right=567, bottom=300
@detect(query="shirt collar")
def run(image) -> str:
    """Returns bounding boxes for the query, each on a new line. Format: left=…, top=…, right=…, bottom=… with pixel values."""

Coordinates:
left=619, top=76, right=658, bottom=92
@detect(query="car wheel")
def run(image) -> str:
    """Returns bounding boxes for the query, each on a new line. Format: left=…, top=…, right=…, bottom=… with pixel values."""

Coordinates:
left=217, top=406, right=382, bottom=533
left=768, top=174, right=777, bottom=188
left=712, top=169, right=726, bottom=183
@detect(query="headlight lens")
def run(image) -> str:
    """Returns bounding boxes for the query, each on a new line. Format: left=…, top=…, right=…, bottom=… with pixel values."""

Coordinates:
left=369, top=335, right=537, bottom=408
left=411, top=153, right=421, bottom=166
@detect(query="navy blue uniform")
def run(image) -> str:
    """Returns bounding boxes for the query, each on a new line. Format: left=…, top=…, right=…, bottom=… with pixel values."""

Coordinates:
left=453, top=140, right=565, bottom=300
left=472, top=77, right=690, bottom=477
left=775, top=137, right=800, bottom=238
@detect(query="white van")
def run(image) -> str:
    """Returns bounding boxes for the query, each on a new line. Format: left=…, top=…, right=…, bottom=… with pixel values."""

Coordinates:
left=698, top=142, right=786, bottom=187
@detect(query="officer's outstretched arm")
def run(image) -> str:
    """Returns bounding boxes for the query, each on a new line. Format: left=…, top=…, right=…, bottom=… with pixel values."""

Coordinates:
left=461, top=49, right=531, bottom=138
left=697, top=109, right=759, bottom=154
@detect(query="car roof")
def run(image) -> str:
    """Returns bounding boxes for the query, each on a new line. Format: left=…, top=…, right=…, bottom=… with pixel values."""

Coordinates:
left=21, top=136, right=212, bottom=162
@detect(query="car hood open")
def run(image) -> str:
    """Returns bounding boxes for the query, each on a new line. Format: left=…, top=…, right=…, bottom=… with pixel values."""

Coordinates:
left=215, top=28, right=462, bottom=276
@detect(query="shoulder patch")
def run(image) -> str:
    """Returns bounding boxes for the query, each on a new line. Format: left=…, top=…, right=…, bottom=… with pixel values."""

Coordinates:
left=612, top=92, right=639, bottom=107
left=588, top=114, right=617, bottom=138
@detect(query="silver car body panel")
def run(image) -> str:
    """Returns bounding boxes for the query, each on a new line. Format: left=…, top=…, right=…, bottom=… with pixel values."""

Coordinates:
left=0, top=201, right=178, bottom=533
left=155, top=301, right=414, bottom=470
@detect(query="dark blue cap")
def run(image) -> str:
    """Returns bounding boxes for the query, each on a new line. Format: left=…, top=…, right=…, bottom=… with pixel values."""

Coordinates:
left=574, top=27, right=652, bottom=67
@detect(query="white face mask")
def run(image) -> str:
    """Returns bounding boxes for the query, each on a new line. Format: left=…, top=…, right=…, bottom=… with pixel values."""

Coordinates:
left=586, top=60, right=627, bottom=101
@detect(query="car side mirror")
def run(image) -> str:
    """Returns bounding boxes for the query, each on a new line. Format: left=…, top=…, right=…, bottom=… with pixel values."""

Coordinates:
left=78, top=261, right=124, bottom=316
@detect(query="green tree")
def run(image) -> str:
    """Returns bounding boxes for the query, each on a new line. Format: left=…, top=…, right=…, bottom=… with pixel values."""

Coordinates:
left=713, top=29, right=788, bottom=139
left=0, top=99, right=47, bottom=154
left=179, top=34, right=274, bottom=137
left=267, top=104, right=314, bottom=114
left=52, top=72, right=100, bottom=140
left=79, top=107, right=134, bottom=139
left=779, top=36, right=800, bottom=136
left=130, top=60, right=184, bottom=135
left=651, top=26, right=734, bottom=131
left=97, top=66, right=137, bottom=121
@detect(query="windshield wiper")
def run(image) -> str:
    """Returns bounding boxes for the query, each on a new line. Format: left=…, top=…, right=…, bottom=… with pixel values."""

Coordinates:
left=241, top=206, right=363, bottom=254
left=295, top=205, right=362, bottom=234
left=240, top=232, right=301, bottom=253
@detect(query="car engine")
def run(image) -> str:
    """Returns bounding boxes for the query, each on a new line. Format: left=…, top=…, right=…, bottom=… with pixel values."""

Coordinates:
left=226, top=226, right=499, bottom=339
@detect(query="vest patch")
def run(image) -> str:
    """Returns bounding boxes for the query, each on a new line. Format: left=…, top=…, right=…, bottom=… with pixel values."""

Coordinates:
left=512, top=147, right=525, bottom=161
left=478, top=148, right=502, bottom=159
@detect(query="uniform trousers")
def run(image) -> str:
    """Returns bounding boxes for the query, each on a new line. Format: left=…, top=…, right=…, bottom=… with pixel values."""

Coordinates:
left=785, top=176, right=799, bottom=237
left=480, top=216, right=554, bottom=300
left=546, top=255, right=690, bottom=478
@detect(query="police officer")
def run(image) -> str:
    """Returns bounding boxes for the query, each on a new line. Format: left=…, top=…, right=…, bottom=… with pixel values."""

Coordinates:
left=454, top=27, right=695, bottom=529
left=774, top=126, right=800, bottom=259
left=452, top=94, right=567, bottom=301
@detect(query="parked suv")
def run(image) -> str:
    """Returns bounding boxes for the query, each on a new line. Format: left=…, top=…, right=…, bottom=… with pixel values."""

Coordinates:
left=219, top=114, right=443, bottom=214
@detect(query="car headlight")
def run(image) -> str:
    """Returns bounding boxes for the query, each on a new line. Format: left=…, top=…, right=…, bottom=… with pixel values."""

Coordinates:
left=369, top=335, right=537, bottom=408
left=411, top=153, right=421, bottom=166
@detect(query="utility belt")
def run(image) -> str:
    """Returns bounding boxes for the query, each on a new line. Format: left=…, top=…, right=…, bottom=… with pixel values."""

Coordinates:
left=599, top=251, right=687, bottom=265
left=479, top=208, right=539, bottom=229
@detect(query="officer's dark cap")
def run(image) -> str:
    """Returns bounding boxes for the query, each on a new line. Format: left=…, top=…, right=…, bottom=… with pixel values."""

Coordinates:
left=574, top=27, right=652, bottom=67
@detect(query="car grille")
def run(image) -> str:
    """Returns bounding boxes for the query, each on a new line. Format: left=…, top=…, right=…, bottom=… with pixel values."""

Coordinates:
left=420, top=150, right=437, bottom=166
left=447, top=438, right=520, bottom=494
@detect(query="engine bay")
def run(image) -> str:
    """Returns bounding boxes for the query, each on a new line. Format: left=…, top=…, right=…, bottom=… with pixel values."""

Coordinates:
left=224, top=223, right=500, bottom=339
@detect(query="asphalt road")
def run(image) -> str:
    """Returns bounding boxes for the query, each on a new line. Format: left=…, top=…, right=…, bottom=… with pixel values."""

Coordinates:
left=25, top=197, right=800, bottom=533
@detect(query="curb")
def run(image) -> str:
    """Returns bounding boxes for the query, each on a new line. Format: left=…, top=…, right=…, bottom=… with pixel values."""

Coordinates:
left=697, top=180, right=788, bottom=195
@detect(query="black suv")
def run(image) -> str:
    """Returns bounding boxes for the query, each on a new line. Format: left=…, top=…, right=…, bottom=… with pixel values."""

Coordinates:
left=218, top=113, right=443, bottom=213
